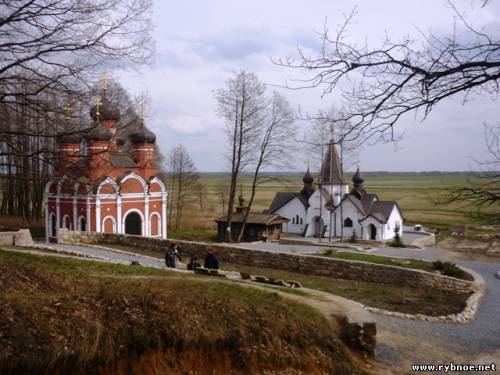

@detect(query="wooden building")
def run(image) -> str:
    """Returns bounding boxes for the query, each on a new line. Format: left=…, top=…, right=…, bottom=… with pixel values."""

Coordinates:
left=215, top=196, right=288, bottom=242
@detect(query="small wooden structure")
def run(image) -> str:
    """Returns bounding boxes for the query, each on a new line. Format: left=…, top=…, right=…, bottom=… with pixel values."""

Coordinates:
left=215, top=196, right=288, bottom=242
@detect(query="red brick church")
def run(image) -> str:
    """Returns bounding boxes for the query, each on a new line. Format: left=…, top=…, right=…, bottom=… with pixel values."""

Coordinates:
left=44, top=90, right=167, bottom=242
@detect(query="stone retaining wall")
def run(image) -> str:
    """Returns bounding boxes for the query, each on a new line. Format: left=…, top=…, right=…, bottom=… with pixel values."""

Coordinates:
left=58, top=230, right=475, bottom=295
left=0, top=229, right=35, bottom=247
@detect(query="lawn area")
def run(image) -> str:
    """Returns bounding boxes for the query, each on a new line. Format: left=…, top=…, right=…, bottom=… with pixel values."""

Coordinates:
left=0, top=248, right=365, bottom=375
left=222, top=263, right=469, bottom=317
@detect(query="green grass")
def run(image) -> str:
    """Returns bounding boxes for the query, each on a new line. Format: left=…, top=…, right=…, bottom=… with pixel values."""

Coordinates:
left=313, top=251, right=435, bottom=272
left=0, top=248, right=175, bottom=278
left=223, top=263, right=469, bottom=316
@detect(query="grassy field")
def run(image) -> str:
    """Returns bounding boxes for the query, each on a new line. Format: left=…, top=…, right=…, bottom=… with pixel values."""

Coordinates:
left=0, top=249, right=367, bottom=375
left=178, top=173, right=498, bottom=234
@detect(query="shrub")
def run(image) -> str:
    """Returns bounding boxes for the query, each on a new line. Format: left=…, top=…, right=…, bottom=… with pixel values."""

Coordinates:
left=322, top=249, right=334, bottom=256
left=389, top=224, right=405, bottom=247
left=432, top=261, right=469, bottom=279
left=349, top=231, right=358, bottom=243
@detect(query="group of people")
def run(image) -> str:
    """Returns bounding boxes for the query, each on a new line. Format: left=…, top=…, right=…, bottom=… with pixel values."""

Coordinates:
left=164, top=242, right=219, bottom=271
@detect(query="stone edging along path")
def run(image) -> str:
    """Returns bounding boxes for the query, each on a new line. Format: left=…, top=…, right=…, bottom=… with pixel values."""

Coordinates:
left=55, top=230, right=486, bottom=324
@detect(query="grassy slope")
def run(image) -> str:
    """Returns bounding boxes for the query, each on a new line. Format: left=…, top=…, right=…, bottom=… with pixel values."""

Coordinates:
left=0, top=249, right=367, bottom=375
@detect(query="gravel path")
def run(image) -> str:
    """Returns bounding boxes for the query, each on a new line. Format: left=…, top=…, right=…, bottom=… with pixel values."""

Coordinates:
left=45, top=242, right=500, bottom=365
left=47, top=243, right=167, bottom=269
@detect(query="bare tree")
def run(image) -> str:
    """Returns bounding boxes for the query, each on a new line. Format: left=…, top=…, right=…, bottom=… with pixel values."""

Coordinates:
left=215, top=179, right=230, bottom=214
left=276, top=1, right=500, bottom=143
left=0, top=0, right=153, bottom=222
left=214, top=71, right=265, bottom=241
left=0, top=0, right=153, bottom=165
left=444, top=124, right=500, bottom=214
left=167, top=144, right=202, bottom=230
left=236, top=92, right=296, bottom=241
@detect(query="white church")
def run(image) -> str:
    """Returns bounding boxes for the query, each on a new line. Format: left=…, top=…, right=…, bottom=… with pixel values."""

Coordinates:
left=268, top=142, right=404, bottom=241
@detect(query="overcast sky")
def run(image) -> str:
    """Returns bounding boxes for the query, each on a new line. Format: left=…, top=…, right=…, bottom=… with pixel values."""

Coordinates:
left=117, top=0, right=500, bottom=172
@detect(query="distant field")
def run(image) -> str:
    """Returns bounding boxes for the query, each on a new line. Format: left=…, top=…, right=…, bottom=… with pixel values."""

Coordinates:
left=182, top=173, right=498, bottom=231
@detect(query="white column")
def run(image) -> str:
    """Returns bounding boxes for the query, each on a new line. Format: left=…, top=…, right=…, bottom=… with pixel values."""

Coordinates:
left=86, top=197, right=91, bottom=232
left=144, top=195, right=149, bottom=237
left=56, top=195, right=61, bottom=238
left=72, top=195, right=77, bottom=231
left=96, top=198, right=101, bottom=232
left=44, top=195, right=49, bottom=242
left=162, top=192, right=167, bottom=239
left=116, top=194, right=122, bottom=234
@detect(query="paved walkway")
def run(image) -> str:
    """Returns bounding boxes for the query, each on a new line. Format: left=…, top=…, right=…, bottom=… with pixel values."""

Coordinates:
left=44, top=242, right=500, bottom=366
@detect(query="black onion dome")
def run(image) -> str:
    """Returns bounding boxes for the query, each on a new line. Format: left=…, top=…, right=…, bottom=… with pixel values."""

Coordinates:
left=57, top=132, right=82, bottom=144
left=87, top=123, right=112, bottom=141
left=303, top=168, right=314, bottom=184
left=90, top=96, right=120, bottom=121
left=129, top=121, right=156, bottom=144
left=352, top=167, right=364, bottom=185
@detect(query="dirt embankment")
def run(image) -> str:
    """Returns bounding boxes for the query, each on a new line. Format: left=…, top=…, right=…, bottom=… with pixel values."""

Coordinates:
left=0, top=250, right=372, bottom=375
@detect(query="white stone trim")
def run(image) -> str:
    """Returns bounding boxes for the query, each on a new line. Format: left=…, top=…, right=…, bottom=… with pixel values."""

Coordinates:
left=72, top=196, right=77, bottom=230
left=149, top=212, right=161, bottom=237
left=117, top=195, right=122, bottom=234
left=148, top=176, right=166, bottom=194
left=145, top=195, right=150, bottom=236
left=96, top=177, right=119, bottom=195
left=96, top=198, right=101, bottom=232
left=101, top=215, right=116, bottom=233
left=56, top=196, right=61, bottom=236
left=162, top=192, right=167, bottom=239
left=119, top=172, right=147, bottom=191
left=62, top=214, right=71, bottom=230
left=122, top=208, right=145, bottom=236
left=86, top=197, right=91, bottom=233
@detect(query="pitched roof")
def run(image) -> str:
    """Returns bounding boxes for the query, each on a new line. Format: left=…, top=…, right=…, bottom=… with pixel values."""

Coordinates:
left=320, top=142, right=346, bottom=185
left=342, top=192, right=398, bottom=223
left=268, top=192, right=309, bottom=213
left=215, top=212, right=289, bottom=225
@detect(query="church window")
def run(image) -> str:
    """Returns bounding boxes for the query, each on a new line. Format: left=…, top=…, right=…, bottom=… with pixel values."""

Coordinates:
left=292, top=217, right=295, bottom=224
left=296, top=215, right=299, bottom=225
left=344, top=217, right=353, bottom=228
left=300, top=218, right=303, bottom=225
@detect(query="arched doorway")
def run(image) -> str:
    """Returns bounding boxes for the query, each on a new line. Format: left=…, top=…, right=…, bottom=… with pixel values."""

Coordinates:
left=78, top=216, right=86, bottom=232
left=124, top=212, right=142, bottom=235
left=313, top=216, right=324, bottom=238
left=369, top=224, right=377, bottom=240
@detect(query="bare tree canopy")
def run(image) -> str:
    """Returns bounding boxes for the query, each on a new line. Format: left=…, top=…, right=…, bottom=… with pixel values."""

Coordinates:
left=277, top=1, right=500, bottom=142
left=444, top=124, right=500, bottom=210
left=166, top=144, right=202, bottom=230
left=214, top=71, right=266, bottom=241
left=1, top=0, right=153, bottom=110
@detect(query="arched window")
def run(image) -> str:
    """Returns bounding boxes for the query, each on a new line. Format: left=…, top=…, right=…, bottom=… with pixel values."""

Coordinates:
left=296, top=215, right=299, bottom=225
left=300, top=218, right=303, bottom=225
left=292, top=217, right=295, bottom=224
left=344, top=217, right=353, bottom=228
